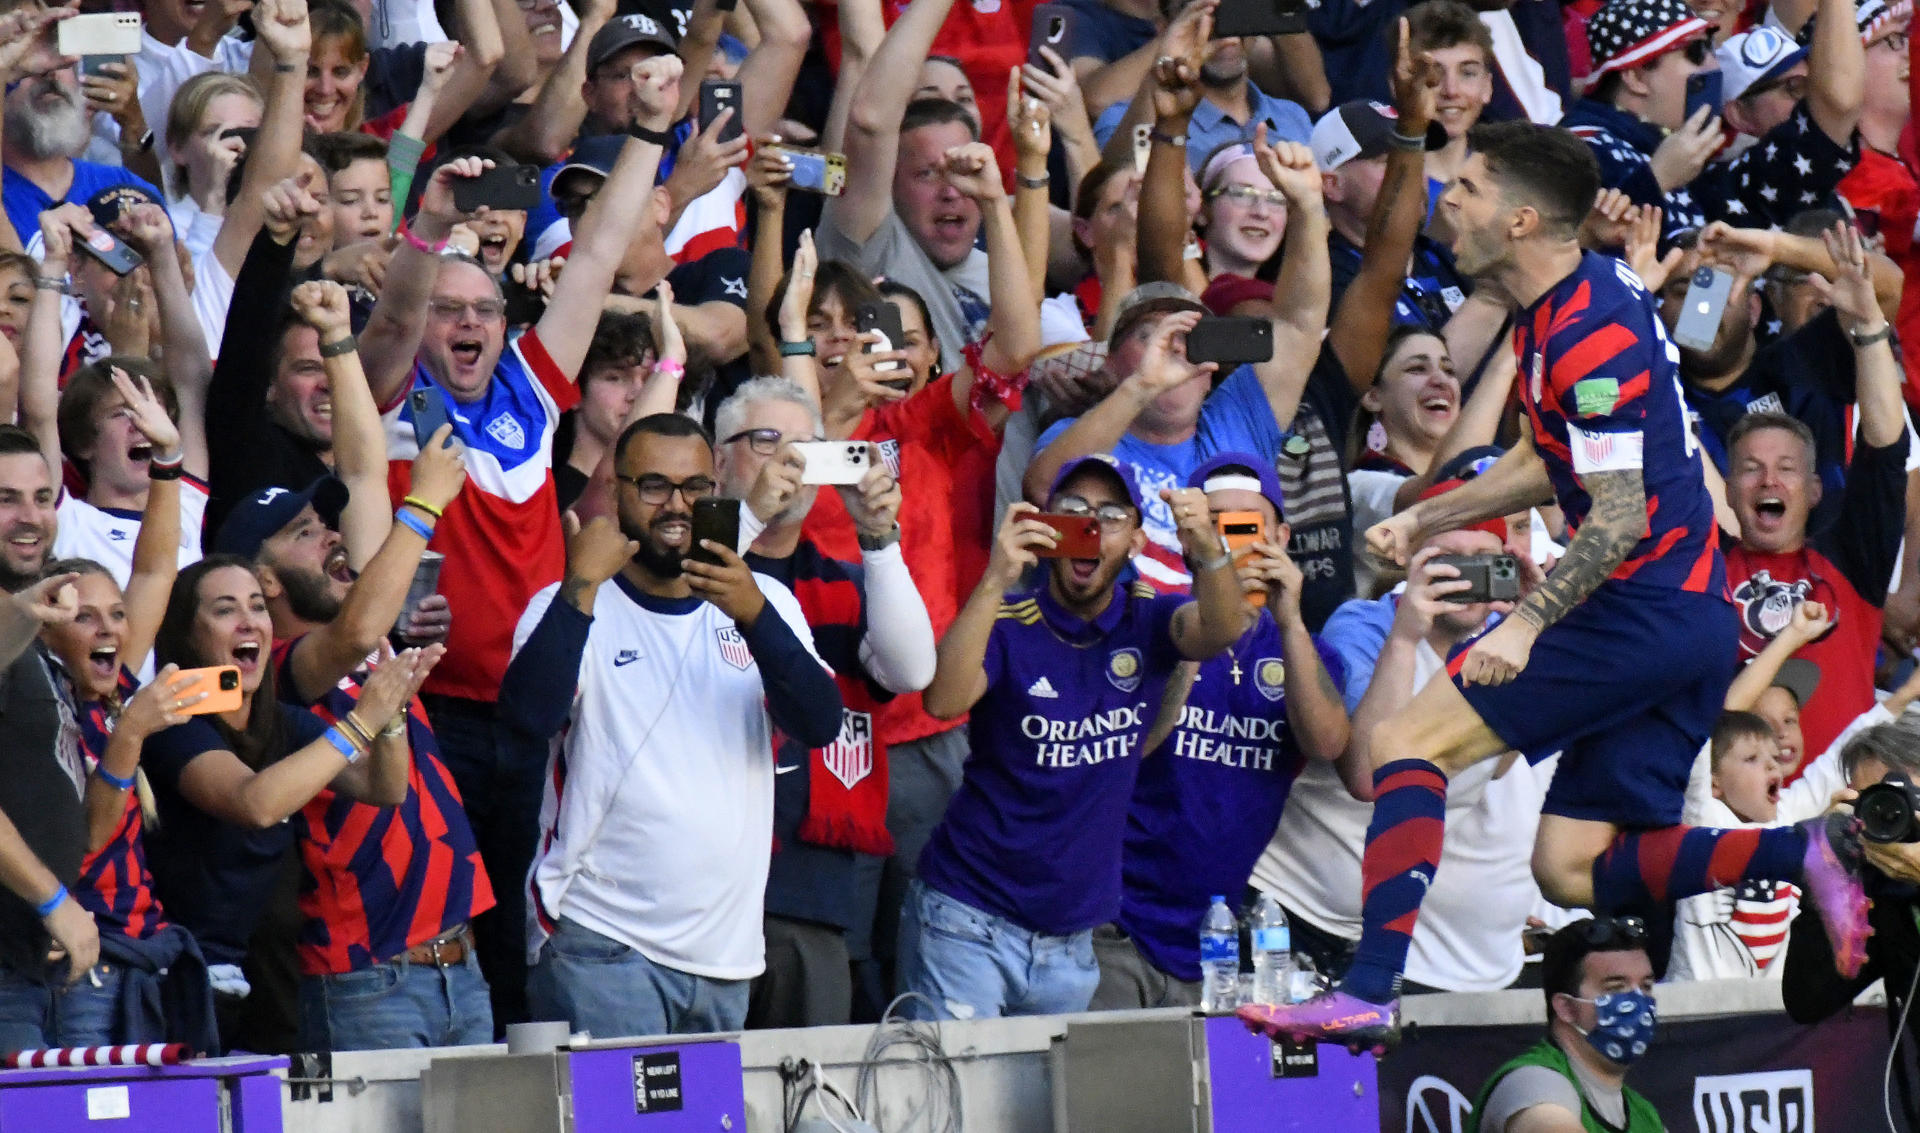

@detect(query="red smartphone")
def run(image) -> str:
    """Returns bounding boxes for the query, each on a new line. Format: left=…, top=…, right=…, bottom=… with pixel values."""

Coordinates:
left=1033, top=513, right=1101, bottom=558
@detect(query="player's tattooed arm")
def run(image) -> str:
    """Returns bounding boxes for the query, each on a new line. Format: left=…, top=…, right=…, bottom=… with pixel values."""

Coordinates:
left=1514, top=467, right=1646, bottom=633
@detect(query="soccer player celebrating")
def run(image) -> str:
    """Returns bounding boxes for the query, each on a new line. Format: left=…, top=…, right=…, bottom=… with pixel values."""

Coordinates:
left=1240, top=120, right=1871, bottom=1051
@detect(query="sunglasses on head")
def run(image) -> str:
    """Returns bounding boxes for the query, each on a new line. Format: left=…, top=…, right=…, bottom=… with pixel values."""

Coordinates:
left=1576, top=915, right=1648, bottom=948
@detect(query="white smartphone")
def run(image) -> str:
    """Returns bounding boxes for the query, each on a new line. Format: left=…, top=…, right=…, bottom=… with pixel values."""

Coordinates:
left=794, top=441, right=874, bottom=486
left=1672, top=266, right=1734, bottom=352
left=1132, top=123, right=1152, bottom=175
left=58, top=12, right=143, bottom=58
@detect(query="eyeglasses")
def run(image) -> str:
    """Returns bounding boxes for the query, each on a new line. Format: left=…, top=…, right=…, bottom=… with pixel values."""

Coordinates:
left=1207, top=183, right=1287, bottom=208
left=1574, top=915, right=1648, bottom=948
left=428, top=298, right=507, bottom=321
left=721, top=427, right=820, bottom=455
left=1682, top=37, right=1712, bottom=65
left=615, top=474, right=716, bottom=504
left=1052, top=495, right=1136, bottom=532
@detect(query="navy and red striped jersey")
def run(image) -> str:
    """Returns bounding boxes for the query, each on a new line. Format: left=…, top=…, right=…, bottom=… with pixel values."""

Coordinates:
left=1516, top=252, right=1724, bottom=596
left=271, top=638, right=495, bottom=975
left=75, top=669, right=166, bottom=940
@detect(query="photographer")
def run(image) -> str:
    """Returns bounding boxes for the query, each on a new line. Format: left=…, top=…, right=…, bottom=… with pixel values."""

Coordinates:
left=1782, top=715, right=1920, bottom=1124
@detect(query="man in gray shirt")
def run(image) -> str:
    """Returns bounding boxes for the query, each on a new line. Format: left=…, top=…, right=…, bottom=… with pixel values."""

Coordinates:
left=1469, top=918, right=1668, bottom=1132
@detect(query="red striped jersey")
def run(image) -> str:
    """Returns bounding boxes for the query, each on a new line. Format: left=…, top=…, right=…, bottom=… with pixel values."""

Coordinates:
left=272, top=638, right=495, bottom=975
left=1516, top=252, right=1724, bottom=596
left=75, top=670, right=166, bottom=940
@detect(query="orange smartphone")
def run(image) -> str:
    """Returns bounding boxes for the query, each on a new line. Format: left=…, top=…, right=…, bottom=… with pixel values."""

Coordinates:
left=1217, top=510, right=1266, bottom=607
left=173, top=665, right=243, bottom=716
left=1033, top=513, right=1101, bottom=558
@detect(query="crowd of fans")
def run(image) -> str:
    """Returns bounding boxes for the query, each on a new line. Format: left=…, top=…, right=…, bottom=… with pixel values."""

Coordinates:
left=0, top=0, right=1915, bottom=1119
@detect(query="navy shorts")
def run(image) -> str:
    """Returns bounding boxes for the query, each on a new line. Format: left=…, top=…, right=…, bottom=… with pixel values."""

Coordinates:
left=1455, top=583, right=1737, bottom=827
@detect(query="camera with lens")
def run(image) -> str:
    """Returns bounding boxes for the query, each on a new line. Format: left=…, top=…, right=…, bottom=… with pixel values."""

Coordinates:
left=1857, top=769, right=1920, bottom=844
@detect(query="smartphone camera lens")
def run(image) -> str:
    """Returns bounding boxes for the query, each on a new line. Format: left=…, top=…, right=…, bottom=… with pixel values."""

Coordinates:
left=219, top=671, right=239, bottom=691
left=1693, top=267, right=1714, bottom=287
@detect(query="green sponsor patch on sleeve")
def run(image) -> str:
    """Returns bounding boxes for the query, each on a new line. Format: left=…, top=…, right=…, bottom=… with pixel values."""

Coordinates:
left=1572, top=377, right=1620, bottom=418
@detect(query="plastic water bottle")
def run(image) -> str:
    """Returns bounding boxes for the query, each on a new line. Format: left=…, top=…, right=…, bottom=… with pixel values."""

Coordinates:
left=1199, top=896, right=1240, bottom=1013
left=1249, top=895, right=1294, bottom=1006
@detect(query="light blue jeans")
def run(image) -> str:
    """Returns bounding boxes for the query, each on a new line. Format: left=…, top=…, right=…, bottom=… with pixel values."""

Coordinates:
left=896, top=881, right=1099, bottom=1021
left=0, top=961, right=124, bottom=1049
left=527, top=918, right=750, bottom=1039
left=296, top=949, right=493, bottom=1051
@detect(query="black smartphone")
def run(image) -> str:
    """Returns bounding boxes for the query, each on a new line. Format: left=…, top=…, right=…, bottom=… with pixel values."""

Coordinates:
left=1431, top=553, right=1520, bottom=604
left=75, top=227, right=143, bottom=276
left=219, top=124, right=258, bottom=147
left=1213, top=0, right=1309, bottom=38
left=690, top=496, right=740, bottom=567
left=699, top=79, right=745, bottom=146
left=855, top=300, right=909, bottom=387
left=1029, top=3, right=1076, bottom=70
left=409, top=385, right=456, bottom=450
left=452, top=163, right=544, bottom=213
left=1184, top=317, right=1274, bottom=366
left=503, top=277, right=546, bottom=326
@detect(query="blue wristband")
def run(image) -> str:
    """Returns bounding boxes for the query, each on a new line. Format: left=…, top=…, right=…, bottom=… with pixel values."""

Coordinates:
left=34, top=884, right=66, bottom=918
left=395, top=508, right=435, bottom=541
left=322, top=725, right=364, bottom=764
left=94, top=765, right=136, bottom=791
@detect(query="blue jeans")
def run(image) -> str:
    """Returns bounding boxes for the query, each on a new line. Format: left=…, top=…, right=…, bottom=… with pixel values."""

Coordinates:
left=896, top=881, right=1099, bottom=1021
left=528, top=918, right=749, bottom=1039
left=296, top=949, right=493, bottom=1051
left=0, top=961, right=125, bottom=1049
left=424, top=696, right=547, bottom=1033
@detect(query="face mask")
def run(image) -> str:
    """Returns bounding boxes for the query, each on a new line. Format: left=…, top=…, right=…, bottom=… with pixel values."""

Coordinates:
left=1568, top=988, right=1657, bottom=1065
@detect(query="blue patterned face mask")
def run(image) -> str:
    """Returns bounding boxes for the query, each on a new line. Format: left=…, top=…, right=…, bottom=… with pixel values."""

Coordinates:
left=1569, top=989, right=1658, bottom=1065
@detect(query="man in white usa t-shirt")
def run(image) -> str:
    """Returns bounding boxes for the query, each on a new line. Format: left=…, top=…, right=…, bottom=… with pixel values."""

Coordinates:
left=502, top=415, right=844, bottom=1038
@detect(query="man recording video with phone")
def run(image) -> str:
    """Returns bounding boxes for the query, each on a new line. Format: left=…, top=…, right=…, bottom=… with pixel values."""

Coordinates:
left=501, top=413, right=843, bottom=1038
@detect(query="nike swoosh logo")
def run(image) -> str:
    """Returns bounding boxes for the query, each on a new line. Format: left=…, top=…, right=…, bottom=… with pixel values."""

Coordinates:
left=775, top=764, right=800, bottom=775
left=615, top=652, right=642, bottom=667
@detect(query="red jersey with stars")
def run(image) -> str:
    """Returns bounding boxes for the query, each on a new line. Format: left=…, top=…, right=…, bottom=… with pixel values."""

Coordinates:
left=1515, top=252, right=1724, bottom=596
left=75, top=670, right=166, bottom=941
left=272, top=638, right=495, bottom=976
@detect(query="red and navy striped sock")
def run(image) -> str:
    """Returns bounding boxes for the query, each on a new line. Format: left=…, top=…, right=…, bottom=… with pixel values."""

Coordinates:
left=1590, top=823, right=1810, bottom=909
left=1341, top=759, right=1449, bottom=1006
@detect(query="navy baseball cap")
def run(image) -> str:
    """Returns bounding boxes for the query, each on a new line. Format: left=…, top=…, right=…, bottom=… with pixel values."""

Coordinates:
left=1048, top=454, right=1145, bottom=513
left=86, top=183, right=166, bottom=230
left=1190, top=452, right=1285, bottom=519
left=554, top=134, right=627, bottom=192
left=214, top=476, right=349, bottom=560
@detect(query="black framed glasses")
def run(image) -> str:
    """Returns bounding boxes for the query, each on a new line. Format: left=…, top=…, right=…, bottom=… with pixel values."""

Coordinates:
left=1052, top=495, right=1136, bottom=533
left=615, top=474, right=716, bottom=505
left=1576, top=915, right=1648, bottom=948
left=1682, top=37, right=1712, bottom=65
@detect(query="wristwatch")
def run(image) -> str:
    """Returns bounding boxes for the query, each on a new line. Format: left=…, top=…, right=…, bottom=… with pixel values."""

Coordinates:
left=1849, top=322, right=1894, bottom=348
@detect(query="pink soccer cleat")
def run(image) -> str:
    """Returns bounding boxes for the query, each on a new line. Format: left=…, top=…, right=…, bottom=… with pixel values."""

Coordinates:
left=1798, top=815, right=1873, bottom=979
left=1236, top=990, right=1400, bottom=1054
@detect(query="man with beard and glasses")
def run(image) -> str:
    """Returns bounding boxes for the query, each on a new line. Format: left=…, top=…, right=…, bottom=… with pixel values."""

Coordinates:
left=0, top=12, right=158, bottom=255
left=501, top=413, right=843, bottom=1038
left=0, top=423, right=115, bottom=1049
left=710, top=377, right=936, bottom=1026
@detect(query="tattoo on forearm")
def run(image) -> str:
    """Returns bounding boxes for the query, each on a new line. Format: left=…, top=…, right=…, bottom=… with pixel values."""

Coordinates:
left=1516, top=468, right=1644, bottom=632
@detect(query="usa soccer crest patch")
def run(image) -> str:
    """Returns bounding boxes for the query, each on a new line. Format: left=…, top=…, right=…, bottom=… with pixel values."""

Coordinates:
left=716, top=626, right=753, bottom=670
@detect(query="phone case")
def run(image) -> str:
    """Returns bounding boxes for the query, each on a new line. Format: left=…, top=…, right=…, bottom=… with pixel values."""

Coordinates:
left=779, top=149, right=847, bottom=197
left=690, top=497, right=740, bottom=566
left=452, top=165, right=543, bottom=213
left=1033, top=514, right=1101, bottom=558
left=1029, top=3, right=1075, bottom=69
left=855, top=302, right=907, bottom=376
left=1185, top=317, right=1274, bottom=366
left=59, top=12, right=143, bottom=57
left=409, top=386, right=455, bottom=450
left=793, top=441, right=872, bottom=486
left=1216, top=510, right=1267, bottom=607
left=1673, top=267, right=1734, bottom=352
left=175, top=666, right=244, bottom=716
left=76, top=228, right=143, bottom=276
left=699, top=80, right=744, bottom=146
left=1431, top=553, right=1520, bottom=604
left=1212, top=0, right=1307, bottom=39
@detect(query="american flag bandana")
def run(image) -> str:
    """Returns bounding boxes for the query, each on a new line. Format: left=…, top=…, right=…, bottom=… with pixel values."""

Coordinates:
left=1587, top=0, right=1711, bottom=75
